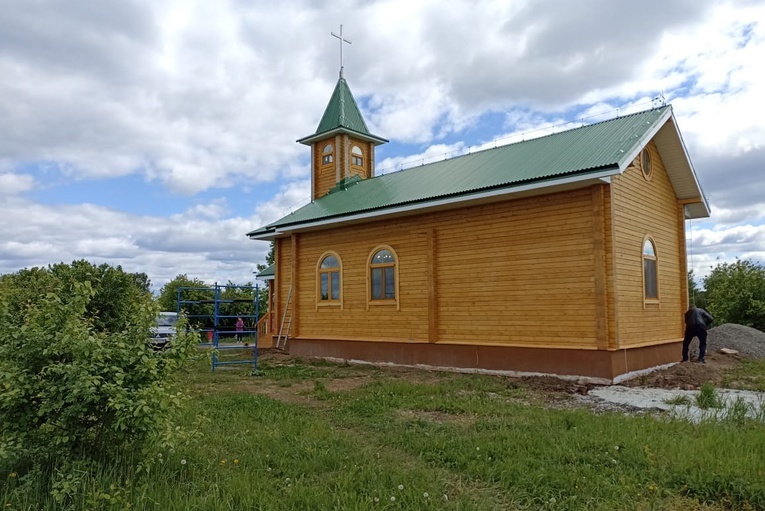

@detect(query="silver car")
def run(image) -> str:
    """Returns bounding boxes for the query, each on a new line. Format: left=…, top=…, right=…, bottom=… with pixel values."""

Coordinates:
left=150, top=312, right=178, bottom=350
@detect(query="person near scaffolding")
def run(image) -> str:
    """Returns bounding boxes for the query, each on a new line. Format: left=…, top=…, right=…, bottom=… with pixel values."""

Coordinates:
left=235, top=316, right=244, bottom=344
left=682, top=305, right=714, bottom=363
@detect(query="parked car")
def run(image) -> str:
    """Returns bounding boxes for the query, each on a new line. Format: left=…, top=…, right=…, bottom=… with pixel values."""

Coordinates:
left=150, top=312, right=178, bottom=350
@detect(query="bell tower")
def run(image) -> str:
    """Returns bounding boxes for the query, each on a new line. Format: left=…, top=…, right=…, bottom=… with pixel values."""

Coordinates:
left=297, top=26, right=387, bottom=200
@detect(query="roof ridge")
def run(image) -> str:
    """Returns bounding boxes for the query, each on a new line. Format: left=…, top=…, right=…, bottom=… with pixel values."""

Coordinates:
left=375, top=105, right=671, bottom=178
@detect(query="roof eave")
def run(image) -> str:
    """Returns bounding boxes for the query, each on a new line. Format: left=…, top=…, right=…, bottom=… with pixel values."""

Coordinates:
left=247, top=227, right=277, bottom=240
left=615, top=107, right=710, bottom=219
left=261, top=168, right=619, bottom=237
left=297, top=127, right=388, bottom=146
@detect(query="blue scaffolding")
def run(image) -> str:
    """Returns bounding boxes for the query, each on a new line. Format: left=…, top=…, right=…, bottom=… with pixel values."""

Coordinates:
left=176, top=283, right=259, bottom=372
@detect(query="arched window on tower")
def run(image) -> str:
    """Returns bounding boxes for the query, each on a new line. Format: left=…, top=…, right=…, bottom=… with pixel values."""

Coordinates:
left=351, top=145, right=363, bottom=166
left=322, top=144, right=334, bottom=165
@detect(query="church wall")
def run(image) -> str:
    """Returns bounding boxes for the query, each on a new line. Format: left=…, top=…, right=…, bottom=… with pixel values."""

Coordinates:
left=610, top=140, right=686, bottom=348
left=281, top=187, right=603, bottom=350
left=433, top=188, right=599, bottom=348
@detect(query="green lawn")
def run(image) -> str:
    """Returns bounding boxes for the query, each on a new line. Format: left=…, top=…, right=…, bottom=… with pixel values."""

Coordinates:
left=4, top=355, right=765, bottom=510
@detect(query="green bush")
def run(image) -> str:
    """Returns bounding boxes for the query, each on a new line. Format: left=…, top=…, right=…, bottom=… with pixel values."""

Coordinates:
left=704, top=259, right=765, bottom=331
left=0, top=279, right=197, bottom=490
left=0, top=260, right=151, bottom=334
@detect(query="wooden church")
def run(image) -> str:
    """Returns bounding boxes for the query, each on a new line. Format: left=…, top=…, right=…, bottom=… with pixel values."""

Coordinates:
left=248, top=72, right=710, bottom=383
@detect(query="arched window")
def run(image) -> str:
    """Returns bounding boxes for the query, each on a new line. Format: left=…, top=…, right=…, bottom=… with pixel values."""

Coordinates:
left=642, top=238, right=658, bottom=301
left=351, top=145, right=363, bottom=166
left=322, top=144, right=334, bottom=165
left=368, top=247, right=397, bottom=307
left=317, top=252, right=341, bottom=305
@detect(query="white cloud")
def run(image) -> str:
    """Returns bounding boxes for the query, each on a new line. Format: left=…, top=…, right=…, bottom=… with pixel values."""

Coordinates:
left=2, top=0, right=765, bottom=288
left=0, top=196, right=271, bottom=289
left=253, top=179, right=312, bottom=226
left=0, top=173, right=35, bottom=195
left=376, top=143, right=466, bottom=174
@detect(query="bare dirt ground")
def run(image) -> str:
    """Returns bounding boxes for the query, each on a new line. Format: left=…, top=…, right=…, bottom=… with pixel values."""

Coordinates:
left=243, top=324, right=764, bottom=418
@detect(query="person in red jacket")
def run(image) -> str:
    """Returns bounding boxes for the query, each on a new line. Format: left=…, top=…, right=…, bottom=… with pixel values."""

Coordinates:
left=235, top=316, right=244, bottom=344
left=682, top=305, right=714, bottom=363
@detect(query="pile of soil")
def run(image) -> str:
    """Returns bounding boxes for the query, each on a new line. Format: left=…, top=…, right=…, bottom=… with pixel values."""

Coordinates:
left=623, top=323, right=765, bottom=390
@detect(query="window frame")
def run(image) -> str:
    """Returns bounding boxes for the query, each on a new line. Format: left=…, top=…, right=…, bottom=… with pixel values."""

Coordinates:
left=321, top=143, right=334, bottom=166
left=366, top=245, right=399, bottom=310
left=640, top=147, right=653, bottom=181
left=351, top=145, right=364, bottom=167
left=642, top=236, right=659, bottom=305
left=316, top=251, right=343, bottom=309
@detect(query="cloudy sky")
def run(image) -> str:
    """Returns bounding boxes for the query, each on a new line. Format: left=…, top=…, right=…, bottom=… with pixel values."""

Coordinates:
left=1, top=0, right=763, bottom=290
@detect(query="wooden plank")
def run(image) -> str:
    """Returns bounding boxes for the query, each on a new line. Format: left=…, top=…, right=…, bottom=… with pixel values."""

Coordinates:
left=427, top=228, right=437, bottom=343
left=291, top=234, right=299, bottom=338
left=678, top=204, right=689, bottom=333
left=592, top=185, right=608, bottom=350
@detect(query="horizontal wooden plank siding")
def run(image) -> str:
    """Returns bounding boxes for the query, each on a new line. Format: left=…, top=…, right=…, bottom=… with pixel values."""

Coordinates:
left=295, top=223, right=430, bottom=342
left=286, top=187, right=600, bottom=349
left=611, top=142, right=684, bottom=347
left=435, top=189, right=598, bottom=348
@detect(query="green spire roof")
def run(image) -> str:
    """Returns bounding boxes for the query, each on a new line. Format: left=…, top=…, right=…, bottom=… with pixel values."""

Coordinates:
left=317, top=77, right=369, bottom=134
left=297, top=77, right=387, bottom=145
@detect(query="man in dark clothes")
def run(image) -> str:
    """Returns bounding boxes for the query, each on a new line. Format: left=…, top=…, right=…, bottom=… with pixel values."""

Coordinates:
left=682, top=305, right=715, bottom=363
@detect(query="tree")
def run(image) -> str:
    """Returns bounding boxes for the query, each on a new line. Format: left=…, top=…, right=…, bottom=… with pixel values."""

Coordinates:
left=704, top=259, right=765, bottom=331
left=156, top=274, right=212, bottom=329
left=254, top=241, right=274, bottom=314
left=255, top=241, right=275, bottom=273
left=0, top=260, right=151, bottom=334
left=688, top=269, right=707, bottom=309
left=157, top=276, right=265, bottom=335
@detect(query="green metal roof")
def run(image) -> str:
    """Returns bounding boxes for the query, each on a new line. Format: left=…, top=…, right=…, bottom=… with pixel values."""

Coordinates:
left=297, top=77, right=387, bottom=145
left=249, top=106, right=674, bottom=238
left=256, top=263, right=274, bottom=279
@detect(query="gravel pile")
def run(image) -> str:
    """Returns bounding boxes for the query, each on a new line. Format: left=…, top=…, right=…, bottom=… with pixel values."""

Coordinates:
left=706, top=323, right=765, bottom=359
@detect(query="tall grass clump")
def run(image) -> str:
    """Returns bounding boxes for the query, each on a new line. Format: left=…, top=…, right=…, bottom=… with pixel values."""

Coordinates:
left=0, top=280, right=198, bottom=504
left=696, top=383, right=724, bottom=410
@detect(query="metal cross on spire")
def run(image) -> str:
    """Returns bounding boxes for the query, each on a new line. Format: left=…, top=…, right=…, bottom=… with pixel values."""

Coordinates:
left=331, top=24, right=352, bottom=78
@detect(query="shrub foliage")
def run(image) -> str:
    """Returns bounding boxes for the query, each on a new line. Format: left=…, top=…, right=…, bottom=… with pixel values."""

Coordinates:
left=0, top=265, right=196, bottom=485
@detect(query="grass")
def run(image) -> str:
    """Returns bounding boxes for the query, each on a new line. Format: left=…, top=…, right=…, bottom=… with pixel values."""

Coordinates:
left=696, top=383, right=725, bottom=410
left=722, top=359, right=765, bottom=391
left=3, top=356, right=765, bottom=510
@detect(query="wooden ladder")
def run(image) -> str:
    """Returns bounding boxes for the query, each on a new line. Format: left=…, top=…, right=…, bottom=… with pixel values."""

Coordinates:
left=275, top=285, right=292, bottom=350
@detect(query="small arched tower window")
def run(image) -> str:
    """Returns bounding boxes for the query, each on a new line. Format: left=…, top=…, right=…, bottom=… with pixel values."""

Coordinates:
left=322, top=144, right=334, bottom=165
left=351, top=145, right=363, bottom=166
left=642, top=238, right=658, bottom=301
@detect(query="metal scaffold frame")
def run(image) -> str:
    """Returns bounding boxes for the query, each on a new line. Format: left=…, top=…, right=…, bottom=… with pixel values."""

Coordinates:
left=176, top=283, right=260, bottom=372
